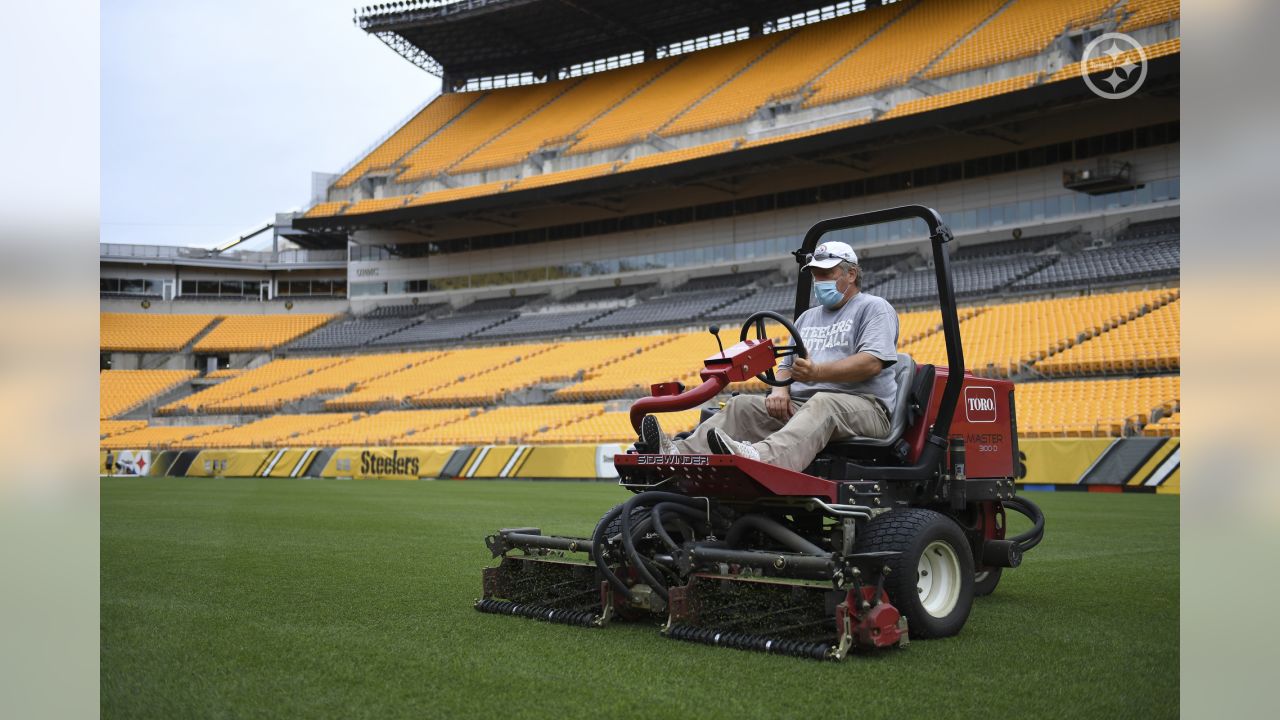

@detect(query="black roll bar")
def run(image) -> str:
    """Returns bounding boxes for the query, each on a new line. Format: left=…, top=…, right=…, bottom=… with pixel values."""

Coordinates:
left=791, top=205, right=964, bottom=480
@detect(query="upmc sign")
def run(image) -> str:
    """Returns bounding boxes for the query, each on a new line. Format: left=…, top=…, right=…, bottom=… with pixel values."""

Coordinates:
left=963, top=386, right=998, bottom=423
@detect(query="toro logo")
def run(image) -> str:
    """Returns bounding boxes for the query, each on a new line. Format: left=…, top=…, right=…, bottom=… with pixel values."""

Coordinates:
left=963, top=386, right=997, bottom=423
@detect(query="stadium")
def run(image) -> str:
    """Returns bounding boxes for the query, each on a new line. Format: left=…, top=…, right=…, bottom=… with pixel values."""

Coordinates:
left=101, top=0, right=1180, bottom=717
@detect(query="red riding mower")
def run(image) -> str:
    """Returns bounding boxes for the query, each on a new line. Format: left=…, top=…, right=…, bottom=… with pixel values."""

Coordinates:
left=476, top=205, right=1045, bottom=660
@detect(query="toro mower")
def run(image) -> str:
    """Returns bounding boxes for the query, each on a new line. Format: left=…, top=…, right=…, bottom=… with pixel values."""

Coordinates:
left=475, top=205, right=1045, bottom=660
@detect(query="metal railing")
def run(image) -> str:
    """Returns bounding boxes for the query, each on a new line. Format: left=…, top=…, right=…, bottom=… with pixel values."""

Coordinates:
left=99, top=244, right=346, bottom=264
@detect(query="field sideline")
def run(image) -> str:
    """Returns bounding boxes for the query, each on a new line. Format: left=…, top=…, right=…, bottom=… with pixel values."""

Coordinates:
left=102, top=479, right=1178, bottom=719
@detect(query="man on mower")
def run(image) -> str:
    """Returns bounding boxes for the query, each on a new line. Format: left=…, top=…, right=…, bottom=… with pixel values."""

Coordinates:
left=640, top=241, right=899, bottom=472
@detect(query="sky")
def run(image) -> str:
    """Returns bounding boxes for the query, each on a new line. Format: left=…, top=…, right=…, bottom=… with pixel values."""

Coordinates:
left=101, top=0, right=442, bottom=249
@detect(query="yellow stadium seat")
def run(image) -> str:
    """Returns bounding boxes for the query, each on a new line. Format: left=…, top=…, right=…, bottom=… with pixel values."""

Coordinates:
left=193, top=315, right=336, bottom=353
left=423, top=404, right=605, bottom=446
left=302, top=200, right=350, bottom=218
left=1118, top=0, right=1180, bottom=32
left=405, top=180, right=513, bottom=208
left=880, top=73, right=1041, bottom=121
left=662, top=7, right=900, bottom=138
left=192, top=413, right=362, bottom=449
left=344, top=196, right=412, bottom=215
left=620, top=139, right=740, bottom=173
left=555, top=333, right=738, bottom=401
left=327, top=344, right=551, bottom=411
left=199, top=351, right=443, bottom=414
left=101, top=370, right=198, bottom=418
left=901, top=289, right=1177, bottom=376
left=1047, top=37, right=1180, bottom=84
left=289, top=408, right=475, bottom=446
left=535, top=407, right=704, bottom=444
left=1016, top=376, right=1179, bottom=437
left=422, top=336, right=668, bottom=406
left=397, top=82, right=574, bottom=183
left=333, top=92, right=483, bottom=188
left=451, top=61, right=674, bottom=174
left=925, top=0, right=1117, bottom=81
left=1142, top=410, right=1180, bottom=437
left=158, top=357, right=347, bottom=415
left=807, top=0, right=1006, bottom=108
left=100, top=419, right=147, bottom=439
left=739, top=119, right=869, bottom=150
left=506, top=162, right=622, bottom=193
left=101, top=423, right=231, bottom=450
left=101, top=313, right=219, bottom=352
left=1036, top=298, right=1180, bottom=376
left=567, top=35, right=776, bottom=156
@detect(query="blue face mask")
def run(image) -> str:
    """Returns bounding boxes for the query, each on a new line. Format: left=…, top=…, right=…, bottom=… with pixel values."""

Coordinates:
left=814, top=280, right=845, bottom=308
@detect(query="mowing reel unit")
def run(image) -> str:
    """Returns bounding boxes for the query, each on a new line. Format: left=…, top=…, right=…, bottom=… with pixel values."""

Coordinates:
left=476, top=206, right=1046, bottom=660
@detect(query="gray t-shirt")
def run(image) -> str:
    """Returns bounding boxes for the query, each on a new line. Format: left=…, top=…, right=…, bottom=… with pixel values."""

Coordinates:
left=781, top=292, right=899, bottom=412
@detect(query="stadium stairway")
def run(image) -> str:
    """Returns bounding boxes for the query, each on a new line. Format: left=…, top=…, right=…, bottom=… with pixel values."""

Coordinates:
left=155, top=318, right=226, bottom=368
left=115, top=380, right=200, bottom=421
left=444, top=78, right=586, bottom=176
left=914, top=0, right=1020, bottom=79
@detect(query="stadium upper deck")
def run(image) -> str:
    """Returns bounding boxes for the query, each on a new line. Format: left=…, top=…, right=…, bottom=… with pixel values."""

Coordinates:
left=297, top=0, right=1179, bottom=239
left=354, top=0, right=854, bottom=86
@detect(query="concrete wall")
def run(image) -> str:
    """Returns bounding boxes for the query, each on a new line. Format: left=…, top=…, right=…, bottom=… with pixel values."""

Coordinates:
left=99, top=297, right=351, bottom=315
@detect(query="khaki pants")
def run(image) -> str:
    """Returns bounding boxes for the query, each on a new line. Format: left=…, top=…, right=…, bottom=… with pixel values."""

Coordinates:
left=673, top=392, right=891, bottom=472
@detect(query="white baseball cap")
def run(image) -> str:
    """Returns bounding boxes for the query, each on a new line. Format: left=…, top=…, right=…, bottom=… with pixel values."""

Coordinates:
left=802, top=241, right=858, bottom=270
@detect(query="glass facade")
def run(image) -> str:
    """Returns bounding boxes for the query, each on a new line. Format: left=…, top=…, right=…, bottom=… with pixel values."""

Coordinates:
left=100, top=278, right=161, bottom=296
left=179, top=280, right=261, bottom=298
left=277, top=279, right=347, bottom=297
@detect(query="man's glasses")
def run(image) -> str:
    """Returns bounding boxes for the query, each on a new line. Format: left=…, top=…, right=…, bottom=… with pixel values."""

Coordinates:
left=806, top=250, right=851, bottom=263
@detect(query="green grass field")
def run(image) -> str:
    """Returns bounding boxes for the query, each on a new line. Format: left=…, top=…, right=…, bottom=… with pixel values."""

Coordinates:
left=102, top=479, right=1178, bottom=719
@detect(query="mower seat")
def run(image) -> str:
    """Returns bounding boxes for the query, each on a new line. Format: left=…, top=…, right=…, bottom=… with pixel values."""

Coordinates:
left=820, top=353, right=930, bottom=458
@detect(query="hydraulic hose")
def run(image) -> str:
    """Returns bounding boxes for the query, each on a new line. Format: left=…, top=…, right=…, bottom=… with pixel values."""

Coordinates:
left=651, top=502, right=709, bottom=553
left=725, top=514, right=829, bottom=557
left=1003, top=496, right=1045, bottom=552
left=595, top=492, right=717, bottom=602
left=590, top=503, right=633, bottom=602
left=622, top=493, right=714, bottom=600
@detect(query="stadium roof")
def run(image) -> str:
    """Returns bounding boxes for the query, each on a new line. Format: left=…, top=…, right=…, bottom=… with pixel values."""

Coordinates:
left=355, top=0, right=846, bottom=84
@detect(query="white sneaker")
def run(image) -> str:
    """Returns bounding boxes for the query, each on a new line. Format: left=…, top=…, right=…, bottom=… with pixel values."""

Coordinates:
left=708, top=428, right=760, bottom=461
left=640, top=414, right=679, bottom=455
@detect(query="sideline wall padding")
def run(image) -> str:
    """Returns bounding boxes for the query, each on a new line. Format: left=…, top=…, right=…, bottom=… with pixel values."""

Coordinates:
left=438, top=447, right=475, bottom=479
left=260, top=449, right=305, bottom=477
left=1018, top=438, right=1114, bottom=487
left=319, top=446, right=456, bottom=480
left=1081, top=437, right=1165, bottom=485
left=167, top=450, right=199, bottom=477
left=99, top=439, right=1178, bottom=492
left=99, top=449, right=154, bottom=477
left=150, top=450, right=181, bottom=478
left=186, top=450, right=274, bottom=478
left=510, top=445, right=601, bottom=479
left=1018, top=438, right=1180, bottom=493
left=1130, top=438, right=1180, bottom=488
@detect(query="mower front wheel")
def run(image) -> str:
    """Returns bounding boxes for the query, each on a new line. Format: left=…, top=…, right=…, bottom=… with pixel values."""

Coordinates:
left=856, top=508, right=974, bottom=639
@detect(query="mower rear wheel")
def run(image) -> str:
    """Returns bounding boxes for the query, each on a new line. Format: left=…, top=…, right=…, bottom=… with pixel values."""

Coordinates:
left=597, top=504, right=652, bottom=546
left=974, top=568, right=1003, bottom=597
left=856, top=508, right=974, bottom=639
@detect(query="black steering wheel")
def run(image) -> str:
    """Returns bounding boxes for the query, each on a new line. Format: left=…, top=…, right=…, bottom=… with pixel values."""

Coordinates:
left=739, top=311, right=808, bottom=387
